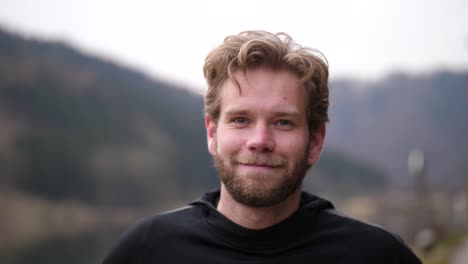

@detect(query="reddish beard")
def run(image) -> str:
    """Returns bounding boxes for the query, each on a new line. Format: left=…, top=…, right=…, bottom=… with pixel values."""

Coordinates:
left=214, top=150, right=310, bottom=207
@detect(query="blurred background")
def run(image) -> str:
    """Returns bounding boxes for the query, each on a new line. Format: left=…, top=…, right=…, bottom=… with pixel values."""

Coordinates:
left=0, top=0, right=467, bottom=263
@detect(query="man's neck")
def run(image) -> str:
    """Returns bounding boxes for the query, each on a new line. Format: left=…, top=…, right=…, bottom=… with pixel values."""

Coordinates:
left=216, top=185, right=302, bottom=230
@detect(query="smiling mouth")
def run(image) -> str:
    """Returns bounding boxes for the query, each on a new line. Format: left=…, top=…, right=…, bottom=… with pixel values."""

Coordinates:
left=234, top=156, right=284, bottom=168
left=238, top=163, right=282, bottom=168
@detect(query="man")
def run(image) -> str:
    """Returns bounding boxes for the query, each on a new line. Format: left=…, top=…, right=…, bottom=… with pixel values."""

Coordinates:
left=102, top=30, right=422, bottom=263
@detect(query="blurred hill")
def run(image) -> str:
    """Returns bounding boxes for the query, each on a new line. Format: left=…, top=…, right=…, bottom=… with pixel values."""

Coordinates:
left=0, top=27, right=217, bottom=207
left=0, top=27, right=388, bottom=208
left=2, top=25, right=467, bottom=210
left=327, top=72, right=468, bottom=189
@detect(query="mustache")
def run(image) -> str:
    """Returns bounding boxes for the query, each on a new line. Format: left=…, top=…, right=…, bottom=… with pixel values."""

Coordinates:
left=233, top=155, right=285, bottom=167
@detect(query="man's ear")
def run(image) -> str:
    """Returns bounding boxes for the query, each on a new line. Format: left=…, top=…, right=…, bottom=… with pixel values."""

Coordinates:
left=205, top=115, right=217, bottom=156
left=307, top=123, right=326, bottom=166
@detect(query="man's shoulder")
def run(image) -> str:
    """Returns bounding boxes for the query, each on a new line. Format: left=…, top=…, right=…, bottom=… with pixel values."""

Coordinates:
left=126, top=205, right=201, bottom=242
left=321, top=208, right=403, bottom=241
left=102, top=205, right=202, bottom=264
left=316, top=208, right=421, bottom=263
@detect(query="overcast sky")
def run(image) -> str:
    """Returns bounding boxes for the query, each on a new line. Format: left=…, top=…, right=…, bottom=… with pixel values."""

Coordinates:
left=1, top=0, right=467, bottom=93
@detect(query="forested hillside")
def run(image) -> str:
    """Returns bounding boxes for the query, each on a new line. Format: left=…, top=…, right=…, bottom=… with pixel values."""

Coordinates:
left=0, top=28, right=386, bottom=208
left=0, top=28, right=216, bottom=206
left=327, top=71, right=468, bottom=188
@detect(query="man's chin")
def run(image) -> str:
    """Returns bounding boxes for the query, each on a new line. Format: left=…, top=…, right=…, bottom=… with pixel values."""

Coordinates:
left=224, top=181, right=296, bottom=207
left=230, top=193, right=284, bottom=207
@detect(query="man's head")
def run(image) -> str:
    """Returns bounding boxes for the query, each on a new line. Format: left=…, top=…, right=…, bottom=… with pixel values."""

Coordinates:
left=203, top=30, right=329, bottom=133
left=203, top=31, right=329, bottom=207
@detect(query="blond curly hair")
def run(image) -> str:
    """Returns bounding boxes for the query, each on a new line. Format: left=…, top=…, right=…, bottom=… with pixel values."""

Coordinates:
left=203, top=30, right=329, bottom=132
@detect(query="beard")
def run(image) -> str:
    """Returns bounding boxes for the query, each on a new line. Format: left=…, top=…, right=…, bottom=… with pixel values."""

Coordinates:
left=214, top=145, right=311, bottom=207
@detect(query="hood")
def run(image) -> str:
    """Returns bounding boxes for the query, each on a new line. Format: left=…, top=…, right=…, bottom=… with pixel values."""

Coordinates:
left=190, top=189, right=334, bottom=214
left=188, top=189, right=335, bottom=253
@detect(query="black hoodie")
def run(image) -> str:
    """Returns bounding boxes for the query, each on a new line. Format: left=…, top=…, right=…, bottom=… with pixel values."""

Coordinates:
left=102, top=189, right=422, bottom=264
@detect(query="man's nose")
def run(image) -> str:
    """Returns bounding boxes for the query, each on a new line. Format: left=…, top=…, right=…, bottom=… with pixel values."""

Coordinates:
left=246, top=123, right=275, bottom=152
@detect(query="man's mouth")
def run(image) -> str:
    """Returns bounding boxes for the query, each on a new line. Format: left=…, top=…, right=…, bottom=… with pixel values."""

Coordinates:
left=233, top=155, right=285, bottom=169
left=238, top=162, right=281, bottom=168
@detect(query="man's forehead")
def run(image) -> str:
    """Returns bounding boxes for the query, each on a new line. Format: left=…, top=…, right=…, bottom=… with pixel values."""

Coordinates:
left=217, top=68, right=307, bottom=118
left=220, top=68, right=301, bottom=95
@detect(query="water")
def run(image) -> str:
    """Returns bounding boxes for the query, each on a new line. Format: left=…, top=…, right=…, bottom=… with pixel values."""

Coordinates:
left=2, top=228, right=122, bottom=264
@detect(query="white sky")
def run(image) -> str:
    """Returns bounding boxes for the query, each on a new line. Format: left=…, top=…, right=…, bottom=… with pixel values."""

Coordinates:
left=1, top=0, right=467, bottom=93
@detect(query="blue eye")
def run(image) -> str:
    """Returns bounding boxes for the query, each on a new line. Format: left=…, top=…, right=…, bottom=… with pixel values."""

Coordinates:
left=277, top=120, right=292, bottom=126
left=233, top=118, right=247, bottom=124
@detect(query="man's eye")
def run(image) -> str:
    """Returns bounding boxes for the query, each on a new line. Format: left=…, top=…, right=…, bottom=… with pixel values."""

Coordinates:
left=232, top=118, right=247, bottom=124
left=276, top=120, right=292, bottom=126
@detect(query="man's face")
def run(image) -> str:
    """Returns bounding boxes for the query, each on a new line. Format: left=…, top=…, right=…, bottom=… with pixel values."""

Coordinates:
left=206, top=67, right=325, bottom=207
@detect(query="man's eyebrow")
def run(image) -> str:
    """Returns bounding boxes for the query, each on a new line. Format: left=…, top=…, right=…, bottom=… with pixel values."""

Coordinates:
left=223, top=108, right=301, bottom=116
left=273, top=109, right=301, bottom=117
left=223, top=109, right=250, bottom=116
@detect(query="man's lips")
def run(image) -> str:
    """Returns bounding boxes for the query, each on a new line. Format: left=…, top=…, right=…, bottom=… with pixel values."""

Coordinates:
left=237, top=162, right=282, bottom=168
left=233, top=156, right=285, bottom=168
